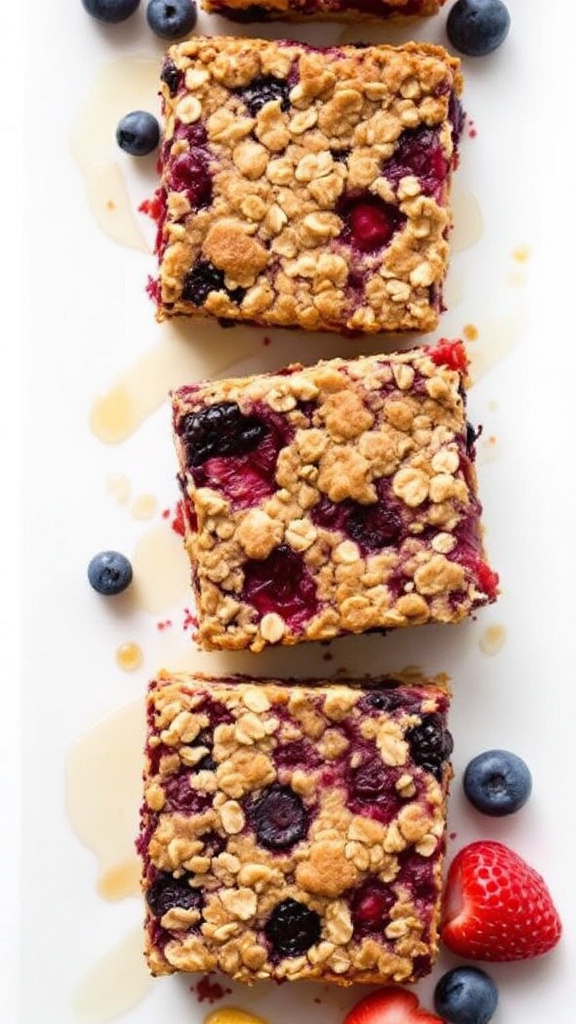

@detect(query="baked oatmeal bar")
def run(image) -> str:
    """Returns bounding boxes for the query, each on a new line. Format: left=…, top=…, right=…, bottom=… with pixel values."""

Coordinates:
left=149, top=36, right=463, bottom=335
left=203, top=0, right=445, bottom=23
left=138, top=671, right=453, bottom=984
left=171, top=340, right=499, bottom=653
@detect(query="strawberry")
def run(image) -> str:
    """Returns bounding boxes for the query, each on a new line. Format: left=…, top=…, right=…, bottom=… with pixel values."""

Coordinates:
left=441, top=840, right=562, bottom=961
left=344, top=987, right=442, bottom=1024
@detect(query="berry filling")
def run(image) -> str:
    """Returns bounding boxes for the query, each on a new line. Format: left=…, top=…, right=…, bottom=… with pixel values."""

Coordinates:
left=241, top=545, right=320, bottom=629
left=384, top=125, right=449, bottom=199
left=339, top=194, right=405, bottom=253
left=312, top=483, right=405, bottom=555
left=348, top=758, right=407, bottom=823
left=246, top=784, right=308, bottom=850
left=236, top=75, right=291, bottom=116
left=181, top=259, right=245, bottom=306
left=147, top=872, right=202, bottom=918
left=167, top=150, right=212, bottom=209
left=264, top=898, right=321, bottom=958
left=163, top=771, right=213, bottom=813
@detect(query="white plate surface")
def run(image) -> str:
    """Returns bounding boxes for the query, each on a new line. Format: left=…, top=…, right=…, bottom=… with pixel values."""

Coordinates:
left=12, top=1, right=576, bottom=1022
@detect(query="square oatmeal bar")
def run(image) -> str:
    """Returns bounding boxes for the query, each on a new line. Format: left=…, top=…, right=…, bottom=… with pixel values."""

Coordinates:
left=171, top=340, right=499, bottom=652
left=149, top=36, right=463, bottom=335
left=138, top=671, right=453, bottom=984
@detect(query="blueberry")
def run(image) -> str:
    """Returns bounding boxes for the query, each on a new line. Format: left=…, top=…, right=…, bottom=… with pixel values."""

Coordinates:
left=146, top=873, right=202, bottom=918
left=347, top=502, right=402, bottom=552
left=264, top=899, right=321, bottom=957
left=180, top=402, right=268, bottom=467
left=247, top=785, right=308, bottom=850
left=446, top=0, right=511, bottom=57
left=146, top=0, right=197, bottom=39
left=434, top=966, right=498, bottom=1024
left=236, top=76, right=291, bottom=116
left=116, top=111, right=160, bottom=156
left=81, top=0, right=140, bottom=22
left=406, top=713, right=453, bottom=780
left=463, top=748, right=532, bottom=816
left=87, top=550, right=133, bottom=595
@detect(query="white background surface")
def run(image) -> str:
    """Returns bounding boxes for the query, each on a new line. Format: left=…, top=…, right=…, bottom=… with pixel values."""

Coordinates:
left=8, top=1, right=576, bottom=1022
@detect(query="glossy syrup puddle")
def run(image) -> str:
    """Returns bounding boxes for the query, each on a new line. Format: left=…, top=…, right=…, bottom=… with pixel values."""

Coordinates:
left=70, top=56, right=160, bottom=251
left=204, top=1009, right=269, bottom=1024
left=131, top=521, right=191, bottom=614
left=89, top=325, right=257, bottom=444
left=479, top=623, right=507, bottom=656
left=65, top=700, right=144, bottom=900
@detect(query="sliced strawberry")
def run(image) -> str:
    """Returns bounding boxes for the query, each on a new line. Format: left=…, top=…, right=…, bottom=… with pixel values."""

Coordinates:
left=344, top=987, right=442, bottom=1024
left=441, top=840, right=562, bottom=961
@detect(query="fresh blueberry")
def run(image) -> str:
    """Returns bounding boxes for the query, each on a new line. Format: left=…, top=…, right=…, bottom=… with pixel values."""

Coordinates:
left=463, top=748, right=532, bottom=816
left=81, top=0, right=140, bottom=22
left=434, top=966, right=498, bottom=1024
left=446, top=0, right=511, bottom=57
left=247, top=785, right=308, bottom=850
left=116, top=111, right=160, bottom=156
left=87, top=550, right=133, bottom=595
left=146, top=0, right=197, bottom=39
left=264, top=899, right=321, bottom=957
left=236, top=76, right=291, bottom=116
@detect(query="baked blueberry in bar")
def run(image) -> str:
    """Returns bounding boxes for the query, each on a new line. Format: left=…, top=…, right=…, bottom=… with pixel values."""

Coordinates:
left=138, top=671, right=453, bottom=983
left=149, top=36, right=464, bottom=335
left=171, top=341, right=499, bottom=653
left=203, top=0, right=445, bottom=23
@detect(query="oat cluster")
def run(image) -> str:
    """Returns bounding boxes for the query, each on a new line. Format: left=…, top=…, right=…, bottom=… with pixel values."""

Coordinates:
left=155, top=37, right=462, bottom=334
left=142, top=673, right=452, bottom=984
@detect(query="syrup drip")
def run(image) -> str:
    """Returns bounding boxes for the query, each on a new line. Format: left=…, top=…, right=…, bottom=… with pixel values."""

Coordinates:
left=115, top=641, right=144, bottom=672
left=64, top=699, right=144, bottom=898
left=131, top=522, right=191, bottom=614
left=72, top=927, right=153, bottom=1023
left=70, top=57, right=160, bottom=251
left=204, top=1009, right=269, bottom=1024
left=89, top=325, right=257, bottom=444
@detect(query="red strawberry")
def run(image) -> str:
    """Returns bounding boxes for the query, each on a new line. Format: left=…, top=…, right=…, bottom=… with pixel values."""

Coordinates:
left=441, top=840, right=562, bottom=961
left=344, top=987, right=442, bottom=1024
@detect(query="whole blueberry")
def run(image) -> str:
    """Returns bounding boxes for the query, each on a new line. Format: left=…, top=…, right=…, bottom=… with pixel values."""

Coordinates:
left=434, top=966, right=498, bottom=1024
left=446, top=0, right=510, bottom=56
left=88, top=551, right=133, bottom=595
left=463, top=748, right=532, bottom=816
left=81, top=0, right=141, bottom=22
left=146, top=0, right=197, bottom=38
left=116, top=111, right=160, bottom=156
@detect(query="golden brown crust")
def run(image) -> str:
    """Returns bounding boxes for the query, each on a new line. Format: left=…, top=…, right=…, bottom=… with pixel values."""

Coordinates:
left=153, top=36, right=463, bottom=334
left=172, top=344, right=499, bottom=652
left=140, top=671, right=452, bottom=985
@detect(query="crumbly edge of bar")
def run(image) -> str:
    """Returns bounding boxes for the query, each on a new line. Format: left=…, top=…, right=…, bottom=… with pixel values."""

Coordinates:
left=171, top=346, right=497, bottom=652
left=154, top=36, right=462, bottom=334
left=140, top=670, right=451, bottom=984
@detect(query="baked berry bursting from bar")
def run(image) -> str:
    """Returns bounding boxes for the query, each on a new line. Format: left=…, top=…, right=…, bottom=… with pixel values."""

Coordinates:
left=138, top=671, right=453, bottom=984
left=149, top=36, right=463, bottom=335
left=171, top=340, right=499, bottom=652
left=203, top=0, right=445, bottom=24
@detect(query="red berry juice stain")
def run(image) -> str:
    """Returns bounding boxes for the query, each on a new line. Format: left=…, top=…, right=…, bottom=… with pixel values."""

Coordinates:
left=192, top=975, right=232, bottom=1003
left=263, top=336, right=271, bottom=346
left=182, top=607, right=199, bottom=632
left=156, top=619, right=173, bottom=631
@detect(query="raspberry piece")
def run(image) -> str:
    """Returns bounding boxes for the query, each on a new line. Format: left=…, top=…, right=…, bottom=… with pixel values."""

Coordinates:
left=242, top=545, right=319, bottom=629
